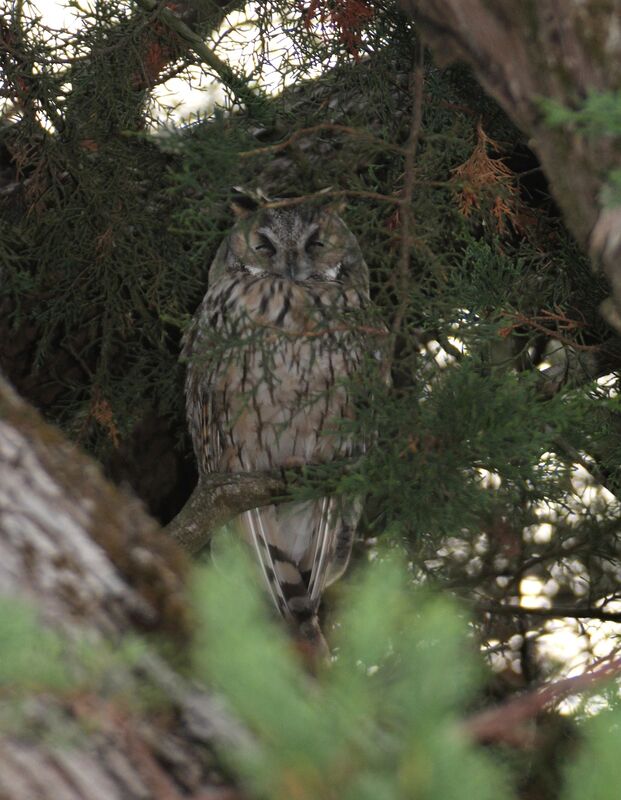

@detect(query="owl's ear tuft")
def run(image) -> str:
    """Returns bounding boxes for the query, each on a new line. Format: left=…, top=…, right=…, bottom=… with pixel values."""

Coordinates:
left=325, top=198, right=347, bottom=217
left=230, top=191, right=259, bottom=218
left=315, top=192, right=347, bottom=219
left=230, top=186, right=272, bottom=217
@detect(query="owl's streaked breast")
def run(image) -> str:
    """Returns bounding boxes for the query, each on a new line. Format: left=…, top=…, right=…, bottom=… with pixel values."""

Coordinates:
left=206, top=271, right=365, bottom=331
left=189, top=271, right=365, bottom=473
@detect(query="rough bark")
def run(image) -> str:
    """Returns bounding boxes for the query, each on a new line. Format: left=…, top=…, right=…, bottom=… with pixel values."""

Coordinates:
left=166, top=461, right=357, bottom=554
left=166, top=471, right=291, bottom=553
left=400, top=0, right=621, bottom=328
left=0, top=375, right=189, bottom=640
left=0, top=374, right=251, bottom=800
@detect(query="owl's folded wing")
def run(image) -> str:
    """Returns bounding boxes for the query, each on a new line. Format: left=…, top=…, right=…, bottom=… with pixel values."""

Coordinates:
left=182, top=319, right=224, bottom=475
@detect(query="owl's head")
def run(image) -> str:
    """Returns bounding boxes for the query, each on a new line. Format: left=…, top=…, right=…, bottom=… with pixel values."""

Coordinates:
left=212, top=194, right=368, bottom=290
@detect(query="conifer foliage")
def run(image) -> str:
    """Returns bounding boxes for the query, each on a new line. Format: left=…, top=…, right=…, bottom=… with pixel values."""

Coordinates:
left=2, top=2, right=621, bottom=798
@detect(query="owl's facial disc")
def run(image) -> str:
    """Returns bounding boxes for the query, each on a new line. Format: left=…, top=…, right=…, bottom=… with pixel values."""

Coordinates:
left=254, top=230, right=277, bottom=256
left=241, top=212, right=344, bottom=282
left=245, top=265, right=266, bottom=276
left=322, top=264, right=342, bottom=281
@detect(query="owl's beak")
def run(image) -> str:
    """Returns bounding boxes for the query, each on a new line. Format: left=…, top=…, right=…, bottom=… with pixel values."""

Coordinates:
left=285, top=257, right=297, bottom=281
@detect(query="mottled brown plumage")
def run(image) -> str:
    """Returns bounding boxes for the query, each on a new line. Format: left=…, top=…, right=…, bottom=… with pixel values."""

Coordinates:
left=183, top=198, right=369, bottom=635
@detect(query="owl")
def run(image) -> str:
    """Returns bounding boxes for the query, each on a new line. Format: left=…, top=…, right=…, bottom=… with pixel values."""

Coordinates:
left=183, top=195, right=370, bottom=644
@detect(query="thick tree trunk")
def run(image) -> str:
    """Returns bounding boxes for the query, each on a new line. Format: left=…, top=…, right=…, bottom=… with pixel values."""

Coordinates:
left=401, top=0, right=621, bottom=328
left=0, top=374, right=250, bottom=800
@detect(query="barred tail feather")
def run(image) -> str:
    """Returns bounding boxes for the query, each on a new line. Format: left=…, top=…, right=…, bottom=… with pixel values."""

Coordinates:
left=308, top=496, right=336, bottom=605
left=239, top=498, right=342, bottom=624
left=244, top=507, right=292, bottom=619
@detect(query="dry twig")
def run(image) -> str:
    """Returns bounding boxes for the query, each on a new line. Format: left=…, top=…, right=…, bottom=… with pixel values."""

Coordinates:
left=383, top=44, right=425, bottom=380
left=477, top=601, right=621, bottom=624
left=463, top=653, right=621, bottom=746
left=239, top=123, right=404, bottom=159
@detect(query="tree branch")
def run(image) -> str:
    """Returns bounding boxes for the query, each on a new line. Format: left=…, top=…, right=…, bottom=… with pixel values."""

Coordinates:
left=166, top=469, right=291, bottom=553
left=166, top=458, right=360, bottom=554
left=400, top=0, right=621, bottom=331
left=463, top=652, right=621, bottom=746
left=477, top=601, right=621, bottom=624
left=0, top=371, right=258, bottom=797
left=134, top=0, right=264, bottom=111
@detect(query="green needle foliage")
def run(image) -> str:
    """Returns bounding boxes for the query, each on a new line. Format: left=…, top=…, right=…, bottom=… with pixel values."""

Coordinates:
left=562, top=707, right=621, bottom=800
left=0, top=596, right=150, bottom=706
left=3, top=553, right=621, bottom=799
left=193, top=541, right=512, bottom=800
left=191, top=543, right=621, bottom=800
left=3, top=5, right=621, bottom=793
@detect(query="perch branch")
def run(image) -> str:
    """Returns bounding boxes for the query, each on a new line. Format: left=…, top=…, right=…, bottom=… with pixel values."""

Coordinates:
left=166, top=469, right=291, bottom=553
left=166, top=458, right=360, bottom=554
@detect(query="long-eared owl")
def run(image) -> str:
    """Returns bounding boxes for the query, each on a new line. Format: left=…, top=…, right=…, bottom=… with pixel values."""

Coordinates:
left=183, top=194, right=370, bottom=640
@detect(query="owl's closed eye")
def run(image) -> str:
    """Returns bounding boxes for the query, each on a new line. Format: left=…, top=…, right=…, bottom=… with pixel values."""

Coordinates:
left=218, top=198, right=367, bottom=289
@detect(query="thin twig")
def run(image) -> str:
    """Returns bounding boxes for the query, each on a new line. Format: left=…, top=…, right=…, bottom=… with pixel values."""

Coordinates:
left=499, top=310, right=600, bottom=352
left=463, top=652, right=621, bottom=745
left=149, top=57, right=196, bottom=89
left=435, top=332, right=464, bottom=362
left=477, top=601, right=621, bottom=624
left=553, top=435, right=621, bottom=502
left=384, top=43, right=425, bottom=380
left=133, top=0, right=263, bottom=111
left=239, top=123, right=404, bottom=158
left=263, top=189, right=402, bottom=208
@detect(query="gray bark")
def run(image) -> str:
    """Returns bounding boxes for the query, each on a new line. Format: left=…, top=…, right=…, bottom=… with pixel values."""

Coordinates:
left=166, top=471, right=290, bottom=553
left=401, top=0, right=621, bottom=329
left=0, top=374, right=249, bottom=800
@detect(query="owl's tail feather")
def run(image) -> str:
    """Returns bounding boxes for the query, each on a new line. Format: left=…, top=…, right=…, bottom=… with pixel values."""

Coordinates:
left=244, top=507, right=294, bottom=619
left=241, top=498, right=339, bottom=627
